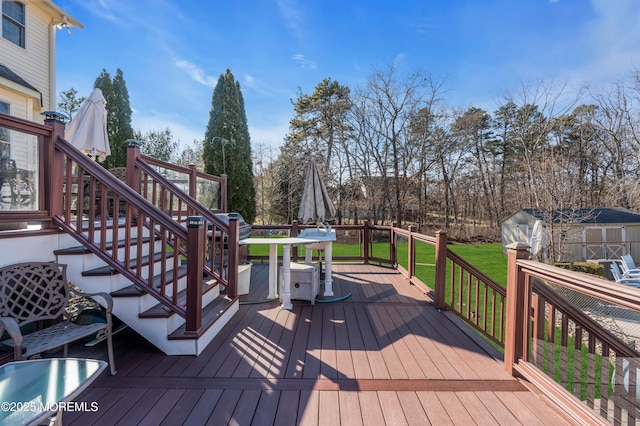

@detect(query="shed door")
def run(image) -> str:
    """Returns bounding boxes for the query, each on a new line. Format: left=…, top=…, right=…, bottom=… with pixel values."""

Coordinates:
left=516, top=224, right=529, bottom=243
left=604, top=227, right=624, bottom=259
left=583, top=226, right=625, bottom=260
left=584, top=228, right=603, bottom=260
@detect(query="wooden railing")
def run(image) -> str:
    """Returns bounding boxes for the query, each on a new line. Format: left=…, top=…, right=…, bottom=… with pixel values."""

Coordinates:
left=0, top=113, right=53, bottom=227
left=140, top=154, right=227, bottom=213
left=249, top=221, right=392, bottom=266
left=134, top=155, right=237, bottom=288
left=392, top=228, right=506, bottom=346
left=506, top=243, right=640, bottom=425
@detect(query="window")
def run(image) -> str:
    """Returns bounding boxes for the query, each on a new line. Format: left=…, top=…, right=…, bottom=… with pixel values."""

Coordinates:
left=2, top=1, right=25, bottom=48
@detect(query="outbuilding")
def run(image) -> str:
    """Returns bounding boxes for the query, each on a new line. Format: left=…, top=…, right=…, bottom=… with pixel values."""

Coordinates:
left=501, top=208, right=640, bottom=263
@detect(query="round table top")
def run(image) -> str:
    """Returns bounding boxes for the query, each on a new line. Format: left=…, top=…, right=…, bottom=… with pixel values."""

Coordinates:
left=239, top=237, right=326, bottom=245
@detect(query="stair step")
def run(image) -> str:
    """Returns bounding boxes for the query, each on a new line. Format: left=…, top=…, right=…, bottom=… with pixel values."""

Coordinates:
left=54, top=237, right=153, bottom=256
left=138, top=278, right=219, bottom=319
left=81, top=251, right=175, bottom=276
left=110, top=264, right=189, bottom=297
left=110, top=285, right=146, bottom=297
left=168, top=295, right=237, bottom=340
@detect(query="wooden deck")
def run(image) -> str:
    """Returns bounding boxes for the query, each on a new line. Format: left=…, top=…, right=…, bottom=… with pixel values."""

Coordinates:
left=62, top=263, right=574, bottom=425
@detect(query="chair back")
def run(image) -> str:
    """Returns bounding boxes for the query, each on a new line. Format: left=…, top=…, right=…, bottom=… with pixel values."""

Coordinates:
left=0, top=262, right=69, bottom=327
left=622, top=254, right=637, bottom=272
left=611, top=262, right=625, bottom=282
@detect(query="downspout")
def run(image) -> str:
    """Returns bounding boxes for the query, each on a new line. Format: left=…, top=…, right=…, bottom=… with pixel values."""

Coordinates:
left=48, top=21, right=57, bottom=112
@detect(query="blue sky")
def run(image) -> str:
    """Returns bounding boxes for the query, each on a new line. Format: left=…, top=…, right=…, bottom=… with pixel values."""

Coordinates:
left=53, top=0, right=640, bottom=151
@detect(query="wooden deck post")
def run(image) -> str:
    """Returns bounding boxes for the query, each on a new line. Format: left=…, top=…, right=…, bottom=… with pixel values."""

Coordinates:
left=391, top=222, right=398, bottom=267
left=125, top=140, right=142, bottom=193
left=408, top=225, right=417, bottom=279
left=504, top=242, right=530, bottom=376
left=226, top=216, right=239, bottom=299
left=363, top=221, right=370, bottom=264
left=434, top=230, right=447, bottom=310
left=292, top=220, right=300, bottom=262
left=43, top=113, right=67, bottom=222
left=188, top=164, right=197, bottom=200
left=185, top=216, right=205, bottom=333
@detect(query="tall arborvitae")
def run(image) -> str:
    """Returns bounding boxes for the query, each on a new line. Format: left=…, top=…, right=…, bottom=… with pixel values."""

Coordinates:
left=94, top=68, right=133, bottom=168
left=203, top=69, right=256, bottom=223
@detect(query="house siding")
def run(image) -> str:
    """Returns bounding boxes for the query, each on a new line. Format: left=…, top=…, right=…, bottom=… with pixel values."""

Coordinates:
left=0, top=0, right=58, bottom=120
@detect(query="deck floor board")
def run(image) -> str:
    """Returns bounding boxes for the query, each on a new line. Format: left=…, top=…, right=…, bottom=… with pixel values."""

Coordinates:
left=61, top=263, right=573, bottom=425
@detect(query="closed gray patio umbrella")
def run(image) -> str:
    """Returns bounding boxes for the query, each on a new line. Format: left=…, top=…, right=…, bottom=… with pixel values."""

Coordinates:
left=298, top=158, right=335, bottom=224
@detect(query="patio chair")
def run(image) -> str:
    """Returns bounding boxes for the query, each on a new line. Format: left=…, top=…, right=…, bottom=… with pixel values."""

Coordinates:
left=610, top=262, right=640, bottom=287
left=621, top=254, right=640, bottom=276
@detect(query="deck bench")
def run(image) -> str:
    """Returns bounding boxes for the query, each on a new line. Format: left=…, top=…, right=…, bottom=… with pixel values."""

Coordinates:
left=0, top=262, right=116, bottom=375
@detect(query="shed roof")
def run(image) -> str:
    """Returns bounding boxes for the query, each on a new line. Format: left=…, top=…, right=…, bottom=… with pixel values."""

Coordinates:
left=521, top=207, right=640, bottom=224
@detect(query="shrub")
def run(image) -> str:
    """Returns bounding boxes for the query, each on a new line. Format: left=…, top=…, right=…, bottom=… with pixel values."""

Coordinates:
left=554, top=262, right=606, bottom=278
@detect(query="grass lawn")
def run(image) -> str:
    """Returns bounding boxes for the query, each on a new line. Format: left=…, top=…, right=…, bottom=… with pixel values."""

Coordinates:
left=394, top=241, right=507, bottom=288
left=448, top=243, right=508, bottom=287
left=247, top=237, right=508, bottom=288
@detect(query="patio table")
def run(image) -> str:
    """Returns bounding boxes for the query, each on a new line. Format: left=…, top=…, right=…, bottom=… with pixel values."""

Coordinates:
left=240, top=236, right=326, bottom=309
left=0, top=358, right=106, bottom=425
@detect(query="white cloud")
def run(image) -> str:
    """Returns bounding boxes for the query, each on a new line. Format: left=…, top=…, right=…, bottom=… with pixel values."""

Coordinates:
left=292, top=54, right=317, bottom=69
left=563, top=0, right=640, bottom=86
left=249, top=120, right=289, bottom=148
left=174, top=60, right=218, bottom=88
left=134, top=111, right=204, bottom=150
left=73, top=0, right=123, bottom=24
left=243, top=74, right=275, bottom=97
left=277, top=0, right=303, bottom=38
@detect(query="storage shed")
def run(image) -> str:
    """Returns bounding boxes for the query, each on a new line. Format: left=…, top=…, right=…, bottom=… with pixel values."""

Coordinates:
left=501, top=208, right=640, bottom=263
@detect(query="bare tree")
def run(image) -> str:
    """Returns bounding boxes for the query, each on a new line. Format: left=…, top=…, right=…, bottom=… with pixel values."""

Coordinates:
left=590, top=77, right=640, bottom=208
left=350, top=62, right=446, bottom=226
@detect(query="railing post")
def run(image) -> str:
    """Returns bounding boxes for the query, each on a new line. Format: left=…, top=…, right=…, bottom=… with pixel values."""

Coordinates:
left=408, top=225, right=417, bottom=279
left=291, top=220, right=300, bottom=262
left=391, top=222, right=398, bottom=266
left=434, top=230, right=448, bottom=310
left=188, top=164, right=198, bottom=200
left=227, top=216, right=239, bottom=299
left=504, top=242, right=530, bottom=376
left=363, top=220, right=370, bottom=264
left=221, top=175, right=228, bottom=212
left=185, top=216, right=205, bottom=333
left=43, top=112, right=67, bottom=223
left=125, top=139, right=142, bottom=193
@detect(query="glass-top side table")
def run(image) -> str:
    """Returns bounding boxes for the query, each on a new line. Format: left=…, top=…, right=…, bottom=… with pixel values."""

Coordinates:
left=0, top=358, right=106, bottom=425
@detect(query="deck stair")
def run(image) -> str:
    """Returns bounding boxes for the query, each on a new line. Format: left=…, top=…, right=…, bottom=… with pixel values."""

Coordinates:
left=54, top=222, right=239, bottom=355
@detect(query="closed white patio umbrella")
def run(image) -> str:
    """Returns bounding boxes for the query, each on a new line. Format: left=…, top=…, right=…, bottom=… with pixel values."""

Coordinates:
left=65, top=88, right=110, bottom=161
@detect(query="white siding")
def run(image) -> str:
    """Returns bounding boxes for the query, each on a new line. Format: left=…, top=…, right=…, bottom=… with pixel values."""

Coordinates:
left=0, top=0, right=56, bottom=121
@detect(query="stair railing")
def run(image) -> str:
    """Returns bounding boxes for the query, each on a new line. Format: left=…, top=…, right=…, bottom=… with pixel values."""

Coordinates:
left=132, top=152, right=238, bottom=293
left=47, top=119, right=236, bottom=334
left=138, top=154, right=227, bottom=213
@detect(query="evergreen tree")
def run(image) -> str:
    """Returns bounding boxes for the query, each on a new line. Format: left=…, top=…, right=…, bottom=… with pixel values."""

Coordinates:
left=273, top=78, right=351, bottom=223
left=134, top=128, right=179, bottom=162
left=57, top=88, right=85, bottom=120
left=203, top=69, right=256, bottom=222
left=94, top=68, right=134, bottom=168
